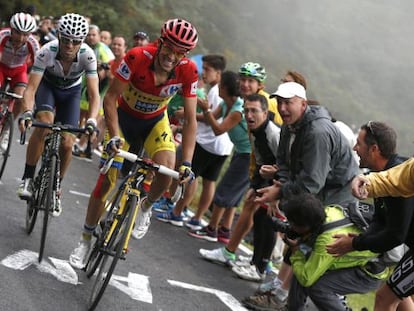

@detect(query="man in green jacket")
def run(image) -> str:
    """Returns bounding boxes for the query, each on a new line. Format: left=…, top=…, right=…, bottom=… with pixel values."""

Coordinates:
left=243, top=193, right=387, bottom=311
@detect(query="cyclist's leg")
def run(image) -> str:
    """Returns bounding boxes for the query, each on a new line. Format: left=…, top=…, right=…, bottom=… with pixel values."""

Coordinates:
left=9, top=64, right=28, bottom=118
left=54, top=84, right=81, bottom=178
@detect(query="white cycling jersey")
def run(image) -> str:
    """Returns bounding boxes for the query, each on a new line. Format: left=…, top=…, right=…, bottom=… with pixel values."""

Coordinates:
left=31, top=39, right=98, bottom=89
left=0, top=28, right=40, bottom=68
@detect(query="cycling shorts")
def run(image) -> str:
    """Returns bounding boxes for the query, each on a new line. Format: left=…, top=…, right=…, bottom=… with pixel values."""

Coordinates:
left=34, top=79, right=81, bottom=127
left=0, top=63, right=28, bottom=89
left=100, top=106, right=175, bottom=169
left=387, top=249, right=414, bottom=298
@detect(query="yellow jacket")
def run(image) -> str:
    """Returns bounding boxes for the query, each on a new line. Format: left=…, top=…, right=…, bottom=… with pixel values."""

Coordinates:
left=367, top=158, right=414, bottom=198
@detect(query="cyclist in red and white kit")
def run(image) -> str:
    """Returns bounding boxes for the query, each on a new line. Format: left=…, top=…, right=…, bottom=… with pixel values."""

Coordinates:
left=0, top=12, right=39, bottom=117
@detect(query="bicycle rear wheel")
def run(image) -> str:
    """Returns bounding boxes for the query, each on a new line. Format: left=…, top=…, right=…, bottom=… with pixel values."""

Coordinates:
left=38, top=155, right=56, bottom=263
left=0, top=112, right=14, bottom=179
left=88, top=195, right=138, bottom=311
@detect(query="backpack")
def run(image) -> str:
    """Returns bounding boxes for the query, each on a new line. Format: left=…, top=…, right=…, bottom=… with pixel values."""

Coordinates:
left=323, top=201, right=406, bottom=265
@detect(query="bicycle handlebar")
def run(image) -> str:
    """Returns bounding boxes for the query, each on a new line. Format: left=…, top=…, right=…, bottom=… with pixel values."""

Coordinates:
left=0, top=90, right=23, bottom=99
left=19, top=121, right=90, bottom=145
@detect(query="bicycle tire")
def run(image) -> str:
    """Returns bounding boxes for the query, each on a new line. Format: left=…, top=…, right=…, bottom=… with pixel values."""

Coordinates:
left=88, top=195, right=138, bottom=311
left=26, top=178, right=40, bottom=234
left=38, top=154, right=56, bottom=263
left=85, top=189, right=126, bottom=278
left=0, top=112, right=14, bottom=179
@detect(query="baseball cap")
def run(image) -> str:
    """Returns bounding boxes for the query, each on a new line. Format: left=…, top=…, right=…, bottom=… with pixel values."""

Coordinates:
left=133, top=31, right=149, bottom=40
left=270, top=82, right=307, bottom=100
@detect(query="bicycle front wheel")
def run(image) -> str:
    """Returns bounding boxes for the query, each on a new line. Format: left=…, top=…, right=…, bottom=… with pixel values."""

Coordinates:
left=26, top=178, right=40, bottom=234
left=38, top=155, right=57, bottom=263
left=88, top=195, right=138, bottom=311
left=0, top=112, right=13, bottom=179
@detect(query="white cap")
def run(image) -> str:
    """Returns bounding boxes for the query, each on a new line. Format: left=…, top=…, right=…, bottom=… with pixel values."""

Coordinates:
left=270, top=82, right=307, bottom=100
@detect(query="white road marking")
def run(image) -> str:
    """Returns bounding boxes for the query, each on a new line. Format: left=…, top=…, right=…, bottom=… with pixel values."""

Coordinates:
left=69, top=190, right=90, bottom=198
left=168, top=280, right=248, bottom=311
left=110, top=273, right=153, bottom=303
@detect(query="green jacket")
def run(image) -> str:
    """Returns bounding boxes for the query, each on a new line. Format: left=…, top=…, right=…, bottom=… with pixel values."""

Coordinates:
left=290, top=205, right=383, bottom=287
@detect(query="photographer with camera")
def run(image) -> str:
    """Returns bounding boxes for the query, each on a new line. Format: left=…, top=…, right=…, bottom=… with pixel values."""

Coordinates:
left=244, top=193, right=386, bottom=311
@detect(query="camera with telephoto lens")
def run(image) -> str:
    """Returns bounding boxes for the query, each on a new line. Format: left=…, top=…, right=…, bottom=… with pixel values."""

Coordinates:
left=271, top=217, right=299, bottom=240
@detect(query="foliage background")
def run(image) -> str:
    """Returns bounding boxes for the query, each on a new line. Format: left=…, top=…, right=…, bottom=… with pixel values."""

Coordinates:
left=2, top=0, right=414, bottom=156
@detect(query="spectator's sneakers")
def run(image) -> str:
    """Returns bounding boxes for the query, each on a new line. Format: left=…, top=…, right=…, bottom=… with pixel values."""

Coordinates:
left=188, top=226, right=217, bottom=242
left=232, top=264, right=266, bottom=282
left=155, top=210, right=184, bottom=227
left=256, top=277, right=283, bottom=295
left=72, top=143, right=92, bottom=161
left=217, top=227, right=230, bottom=244
left=242, top=294, right=287, bottom=311
left=17, top=178, right=33, bottom=200
left=152, top=196, right=175, bottom=212
left=182, top=207, right=191, bottom=222
left=69, top=239, right=92, bottom=269
left=185, top=217, right=203, bottom=230
left=132, top=201, right=152, bottom=239
left=199, top=247, right=236, bottom=266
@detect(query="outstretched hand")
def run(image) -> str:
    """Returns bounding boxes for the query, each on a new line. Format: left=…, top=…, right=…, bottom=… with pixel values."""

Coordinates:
left=351, top=175, right=370, bottom=199
left=254, top=180, right=282, bottom=204
left=326, top=233, right=357, bottom=257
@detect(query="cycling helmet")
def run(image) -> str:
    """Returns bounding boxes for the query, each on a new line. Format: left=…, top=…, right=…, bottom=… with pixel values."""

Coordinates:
left=10, top=13, right=37, bottom=33
left=58, top=13, right=89, bottom=40
left=161, top=18, right=198, bottom=52
left=239, top=62, right=267, bottom=82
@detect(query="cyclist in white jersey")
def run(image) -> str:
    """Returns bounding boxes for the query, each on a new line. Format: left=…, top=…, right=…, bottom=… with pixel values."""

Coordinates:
left=17, top=13, right=100, bottom=217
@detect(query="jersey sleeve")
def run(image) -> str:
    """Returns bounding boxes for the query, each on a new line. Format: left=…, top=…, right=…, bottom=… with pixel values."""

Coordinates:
left=82, top=46, right=98, bottom=76
left=179, top=59, right=198, bottom=98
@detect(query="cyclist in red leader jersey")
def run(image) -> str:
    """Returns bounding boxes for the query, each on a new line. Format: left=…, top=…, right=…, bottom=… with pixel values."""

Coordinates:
left=0, top=13, right=39, bottom=117
left=69, top=18, right=199, bottom=269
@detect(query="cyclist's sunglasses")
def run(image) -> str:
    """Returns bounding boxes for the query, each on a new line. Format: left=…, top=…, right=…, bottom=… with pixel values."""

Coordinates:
left=59, top=35, right=83, bottom=46
left=160, top=39, right=188, bottom=58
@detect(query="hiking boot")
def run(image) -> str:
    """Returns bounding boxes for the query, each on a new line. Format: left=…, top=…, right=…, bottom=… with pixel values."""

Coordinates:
left=69, top=239, right=92, bottom=270
left=185, top=217, right=203, bottom=231
left=242, top=294, right=287, bottom=311
left=188, top=226, right=217, bottom=242
left=199, top=247, right=236, bottom=266
left=232, top=264, right=266, bottom=282
left=217, top=227, right=230, bottom=244
left=155, top=210, right=184, bottom=227
left=132, top=200, right=152, bottom=239
left=17, top=178, right=33, bottom=200
left=152, top=196, right=175, bottom=212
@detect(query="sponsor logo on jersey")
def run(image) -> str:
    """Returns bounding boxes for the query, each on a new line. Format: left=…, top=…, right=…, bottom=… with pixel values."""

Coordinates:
left=190, top=81, right=198, bottom=95
left=117, top=60, right=131, bottom=80
left=160, top=83, right=182, bottom=97
left=134, top=101, right=159, bottom=113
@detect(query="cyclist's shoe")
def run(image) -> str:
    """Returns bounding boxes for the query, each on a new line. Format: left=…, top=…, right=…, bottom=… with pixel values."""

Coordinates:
left=0, top=128, right=10, bottom=151
left=217, top=227, right=231, bottom=244
left=152, top=196, right=175, bottom=212
left=52, top=190, right=62, bottom=217
left=132, top=202, right=152, bottom=240
left=72, top=143, right=92, bottom=161
left=232, top=264, right=266, bottom=282
left=17, top=178, right=33, bottom=200
left=188, top=226, right=218, bottom=242
left=69, top=239, right=92, bottom=270
left=185, top=217, right=203, bottom=230
left=199, top=247, right=236, bottom=266
left=155, top=210, right=184, bottom=227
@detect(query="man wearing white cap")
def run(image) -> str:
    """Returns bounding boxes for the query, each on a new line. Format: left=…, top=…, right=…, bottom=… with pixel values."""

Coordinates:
left=255, top=81, right=357, bottom=206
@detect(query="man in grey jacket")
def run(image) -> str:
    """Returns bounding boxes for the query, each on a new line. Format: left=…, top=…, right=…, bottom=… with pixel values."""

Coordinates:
left=255, top=81, right=358, bottom=206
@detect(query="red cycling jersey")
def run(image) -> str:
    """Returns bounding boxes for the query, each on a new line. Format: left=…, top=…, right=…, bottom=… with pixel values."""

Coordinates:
left=114, top=44, right=198, bottom=119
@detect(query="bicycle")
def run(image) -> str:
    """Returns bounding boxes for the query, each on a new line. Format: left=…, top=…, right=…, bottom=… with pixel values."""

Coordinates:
left=21, top=121, right=89, bottom=263
left=84, top=149, right=182, bottom=311
left=0, top=77, right=23, bottom=179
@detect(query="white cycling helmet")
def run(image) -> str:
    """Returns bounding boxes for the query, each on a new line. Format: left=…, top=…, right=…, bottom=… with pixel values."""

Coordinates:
left=10, top=13, right=37, bottom=33
left=58, top=13, right=89, bottom=40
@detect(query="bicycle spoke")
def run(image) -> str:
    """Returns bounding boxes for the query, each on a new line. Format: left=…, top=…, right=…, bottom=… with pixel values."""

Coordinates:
left=0, top=113, right=14, bottom=179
